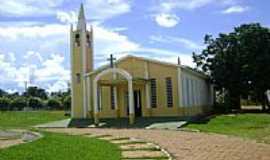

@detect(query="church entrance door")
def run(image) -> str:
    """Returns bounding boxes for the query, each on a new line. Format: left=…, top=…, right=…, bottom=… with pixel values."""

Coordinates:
left=126, top=90, right=142, bottom=117
left=134, top=90, right=142, bottom=117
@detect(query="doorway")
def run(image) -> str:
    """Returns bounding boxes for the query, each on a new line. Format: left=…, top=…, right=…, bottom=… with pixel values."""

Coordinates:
left=125, top=90, right=142, bottom=117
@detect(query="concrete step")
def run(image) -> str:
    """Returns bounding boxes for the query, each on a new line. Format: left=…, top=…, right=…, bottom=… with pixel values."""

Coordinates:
left=120, top=143, right=158, bottom=150
left=122, top=150, right=168, bottom=159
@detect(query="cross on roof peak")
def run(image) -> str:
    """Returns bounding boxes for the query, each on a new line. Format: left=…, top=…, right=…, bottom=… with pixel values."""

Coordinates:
left=107, top=54, right=116, bottom=68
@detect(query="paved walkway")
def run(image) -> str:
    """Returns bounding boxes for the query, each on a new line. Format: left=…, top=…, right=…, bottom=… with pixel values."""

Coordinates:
left=47, top=128, right=270, bottom=160
left=0, top=130, right=41, bottom=149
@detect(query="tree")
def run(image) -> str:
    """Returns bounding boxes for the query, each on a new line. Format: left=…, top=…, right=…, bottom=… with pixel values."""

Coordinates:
left=63, top=96, right=71, bottom=111
left=193, top=23, right=270, bottom=110
left=10, top=97, right=28, bottom=111
left=0, top=89, right=7, bottom=97
left=28, top=97, right=44, bottom=110
left=0, top=97, right=11, bottom=111
left=47, top=99, right=62, bottom=110
left=24, top=86, right=48, bottom=99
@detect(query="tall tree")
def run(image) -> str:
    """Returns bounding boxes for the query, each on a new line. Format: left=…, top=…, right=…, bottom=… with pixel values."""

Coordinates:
left=193, top=23, right=270, bottom=110
left=23, top=86, right=48, bottom=99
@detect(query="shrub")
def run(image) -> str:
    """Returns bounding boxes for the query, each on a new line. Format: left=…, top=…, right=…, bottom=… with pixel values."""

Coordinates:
left=28, top=97, right=44, bottom=110
left=0, top=97, right=11, bottom=111
left=63, top=96, right=71, bottom=111
left=47, top=98, right=62, bottom=110
left=10, top=97, right=27, bottom=111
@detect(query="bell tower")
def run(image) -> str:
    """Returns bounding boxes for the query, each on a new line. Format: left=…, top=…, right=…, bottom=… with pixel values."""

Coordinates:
left=70, top=4, right=93, bottom=118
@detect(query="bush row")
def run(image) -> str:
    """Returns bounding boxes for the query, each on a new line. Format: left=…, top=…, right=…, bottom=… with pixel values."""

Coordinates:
left=0, top=96, right=71, bottom=111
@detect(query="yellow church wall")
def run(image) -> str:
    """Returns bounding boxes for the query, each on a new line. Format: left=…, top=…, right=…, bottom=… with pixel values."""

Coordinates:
left=98, top=86, right=118, bottom=118
left=71, top=38, right=84, bottom=118
left=86, top=56, right=212, bottom=120
left=147, top=60, right=180, bottom=117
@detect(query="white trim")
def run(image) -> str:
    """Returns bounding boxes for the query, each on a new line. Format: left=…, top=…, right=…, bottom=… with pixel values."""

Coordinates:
left=70, top=25, right=74, bottom=118
left=86, top=76, right=91, bottom=112
left=81, top=26, right=88, bottom=118
left=177, top=66, right=182, bottom=107
left=144, top=62, right=151, bottom=109
left=93, top=68, right=134, bottom=123
left=85, top=55, right=208, bottom=79
left=113, top=87, right=118, bottom=109
left=113, top=65, right=118, bottom=110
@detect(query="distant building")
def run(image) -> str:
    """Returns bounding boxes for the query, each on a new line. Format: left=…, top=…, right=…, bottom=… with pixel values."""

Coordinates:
left=70, top=4, right=214, bottom=124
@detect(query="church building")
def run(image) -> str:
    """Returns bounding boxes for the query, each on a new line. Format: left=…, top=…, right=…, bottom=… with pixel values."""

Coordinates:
left=70, top=5, right=214, bottom=124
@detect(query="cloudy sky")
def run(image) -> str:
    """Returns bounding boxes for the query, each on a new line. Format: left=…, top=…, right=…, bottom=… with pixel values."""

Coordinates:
left=0, top=0, right=269, bottom=93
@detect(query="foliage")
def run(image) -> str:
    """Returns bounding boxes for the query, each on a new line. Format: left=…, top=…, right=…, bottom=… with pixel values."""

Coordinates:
left=23, top=86, right=48, bottom=99
left=0, top=97, right=11, bottom=111
left=0, top=111, right=66, bottom=129
left=0, top=87, right=71, bottom=111
left=193, top=23, right=270, bottom=110
left=63, top=96, right=71, bottom=111
left=47, top=98, right=62, bottom=110
left=0, top=133, right=121, bottom=160
left=10, top=97, right=28, bottom=111
left=0, top=89, right=8, bottom=97
left=186, top=114, right=270, bottom=144
left=28, top=97, right=44, bottom=110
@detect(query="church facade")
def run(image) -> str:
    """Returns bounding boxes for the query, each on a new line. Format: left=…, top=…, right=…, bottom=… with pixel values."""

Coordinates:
left=71, top=5, right=214, bottom=124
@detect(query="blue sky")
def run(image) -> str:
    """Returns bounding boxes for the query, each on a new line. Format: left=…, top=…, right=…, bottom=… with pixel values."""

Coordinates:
left=0, top=0, right=269, bottom=93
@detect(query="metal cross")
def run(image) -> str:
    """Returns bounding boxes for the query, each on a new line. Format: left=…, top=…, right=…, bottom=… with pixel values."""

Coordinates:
left=107, top=54, right=116, bottom=68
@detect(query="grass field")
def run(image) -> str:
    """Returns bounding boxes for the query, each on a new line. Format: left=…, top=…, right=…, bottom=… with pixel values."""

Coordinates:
left=0, top=111, right=67, bottom=129
left=186, top=113, right=270, bottom=143
left=0, top=132, right=121, bottom=160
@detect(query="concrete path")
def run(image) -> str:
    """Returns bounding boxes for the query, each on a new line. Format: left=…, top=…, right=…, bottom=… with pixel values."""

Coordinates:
left=46, top=128, right=270, bottom=160
left=0, top=130, right=42, bottom=149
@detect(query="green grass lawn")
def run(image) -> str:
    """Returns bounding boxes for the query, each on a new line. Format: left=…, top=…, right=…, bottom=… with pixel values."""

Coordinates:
left=0, top=111, right=67, bottom=129
left=0, top=132, right=121, bottom=160
left=186, top=113, right=270, bottom=143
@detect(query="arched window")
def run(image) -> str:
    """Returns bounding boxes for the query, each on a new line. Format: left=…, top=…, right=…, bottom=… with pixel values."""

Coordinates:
left=75, top=34, right=80, bottom=47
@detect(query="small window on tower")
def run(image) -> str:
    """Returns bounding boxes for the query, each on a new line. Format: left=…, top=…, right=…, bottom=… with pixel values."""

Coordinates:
left=76, top=73, right=81, bottom=83
left=75, top=34, right=80, bottom=47
left=86, top=34, right=91, bottom=47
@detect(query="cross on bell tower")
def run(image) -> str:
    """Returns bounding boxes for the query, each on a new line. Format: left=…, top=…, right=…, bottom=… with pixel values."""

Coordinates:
left=107, top=54, right=116, bottom=68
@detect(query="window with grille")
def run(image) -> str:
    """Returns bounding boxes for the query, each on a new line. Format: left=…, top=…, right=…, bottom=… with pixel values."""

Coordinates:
left=111, top=87, right=115, bottom=110
left=166, top=77, right=173, bottom=108
left=150, top=78, right=157, bottom=108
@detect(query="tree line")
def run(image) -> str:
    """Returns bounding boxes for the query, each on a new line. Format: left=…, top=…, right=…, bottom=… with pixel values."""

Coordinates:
left=193, top=23, right=270, bottom=112
left=0, top=86, right=71, bottom=111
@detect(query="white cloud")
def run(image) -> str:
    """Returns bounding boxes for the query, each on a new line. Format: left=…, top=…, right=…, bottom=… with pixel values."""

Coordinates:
left=47, top=80, right=68, bottom=93
left=0, top=0, right=64, bottom=17
left=56, top=11, right=77, bottom=24
left=0, top=20, right=197, bottom=92
left=222, top=5, right=249, bottom=14
left=24, top=51, right=43, bottom=62
left=157, top=0, right=214, bottom=12
left=150, top=35, right=204, bottom=50
left=154, top=0, right=240, bottom=12
left=93, top=24, right=140, bottom=65
left=133, top=48, right=195, bottom=67
left=35, top=54, right=70, bottom=82
left=84, top=0, right=132, bottom=20
left=7, top=52, right=16, bottom=62
left=0, top=24, right=68, bottom=40
left=0, top=52, right=70, bottom=92
left=154, top=13, right=180, bottom=28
